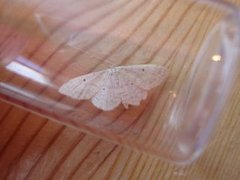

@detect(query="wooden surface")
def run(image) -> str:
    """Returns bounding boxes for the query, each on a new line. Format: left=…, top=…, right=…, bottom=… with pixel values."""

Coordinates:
left=1, top=0, right=240, bottom=179
left=1, top=90, right=240, bottom=180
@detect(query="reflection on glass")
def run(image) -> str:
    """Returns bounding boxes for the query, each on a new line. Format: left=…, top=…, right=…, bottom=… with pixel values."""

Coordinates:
left=6, top=56, right=54, bottom=87
left=0, top=82, right=73, bottom=111
left=212, top=54, right=222, bottom=62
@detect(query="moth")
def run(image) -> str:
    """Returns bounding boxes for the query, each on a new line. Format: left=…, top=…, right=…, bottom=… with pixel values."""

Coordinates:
left=59, top=64, right=168, bottom=111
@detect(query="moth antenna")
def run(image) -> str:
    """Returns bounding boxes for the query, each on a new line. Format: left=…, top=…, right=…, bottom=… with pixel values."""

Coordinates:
left=64, top=45, right=117, bottom=68
left=104, top=60, right=116, bottom=68
left=123, top=103, right=129, bottom=109
left=34, top=13, right=50, bottom=36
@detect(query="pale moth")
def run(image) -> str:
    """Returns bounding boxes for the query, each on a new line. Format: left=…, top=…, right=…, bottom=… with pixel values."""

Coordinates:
left=59, top=64, right=168, bottom=111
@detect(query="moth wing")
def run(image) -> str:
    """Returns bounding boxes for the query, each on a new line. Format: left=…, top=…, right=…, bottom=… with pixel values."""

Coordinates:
left=117, top=69, right=148, bottom=108
left=59, top=71, right=106, bottom=100
left=91, top=88, right=122, bottom=111
left=91, top=72, right=121, bottom=111
left=117, top=64, right=168, bottom=90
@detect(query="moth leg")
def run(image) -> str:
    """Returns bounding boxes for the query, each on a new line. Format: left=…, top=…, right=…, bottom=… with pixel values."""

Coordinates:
left=123, top=103, right=129, bottom=109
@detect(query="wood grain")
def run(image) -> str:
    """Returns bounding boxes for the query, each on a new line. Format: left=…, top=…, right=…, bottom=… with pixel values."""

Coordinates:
left=1, top=89, right=240, bottom=179
left=1, top=0, right=240, bottom=179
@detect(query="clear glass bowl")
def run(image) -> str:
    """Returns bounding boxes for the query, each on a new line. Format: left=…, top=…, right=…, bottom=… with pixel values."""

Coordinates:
left=0, top=0, right=239, bottom=164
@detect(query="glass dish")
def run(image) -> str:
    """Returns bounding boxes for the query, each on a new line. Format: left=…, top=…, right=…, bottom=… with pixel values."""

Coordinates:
left=0, top=0, right=239, bottom=164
